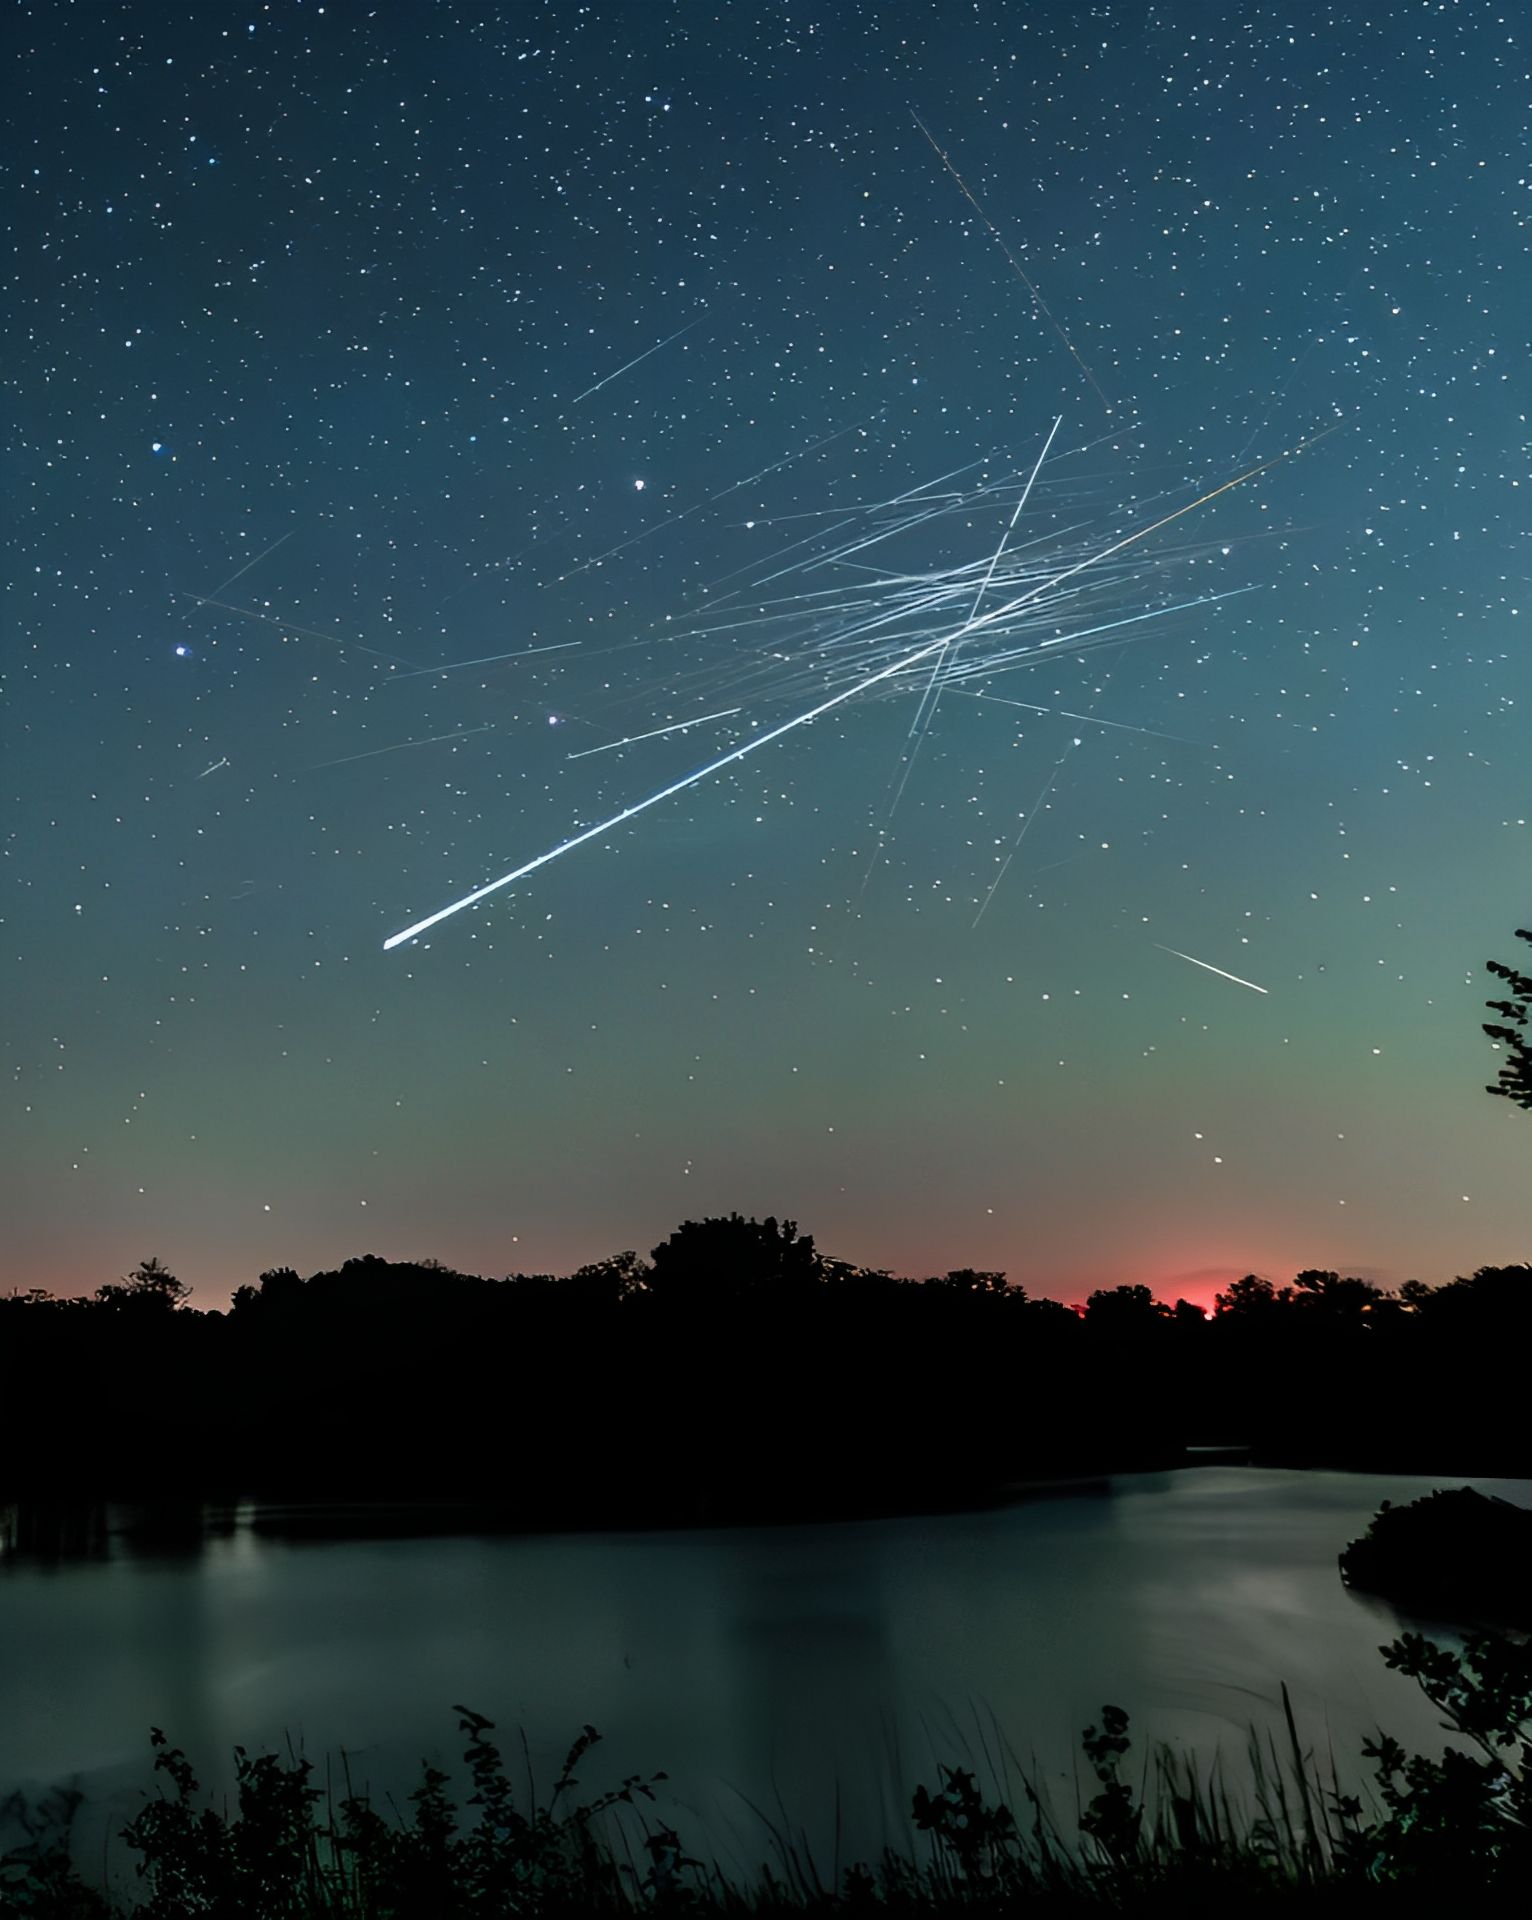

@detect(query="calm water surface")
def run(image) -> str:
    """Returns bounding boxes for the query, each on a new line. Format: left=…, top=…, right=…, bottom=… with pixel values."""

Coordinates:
left=3, top=1467, right=1525, bottom=1888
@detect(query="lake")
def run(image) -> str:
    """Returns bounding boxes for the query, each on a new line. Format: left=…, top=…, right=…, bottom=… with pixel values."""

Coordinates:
left=2, top=1466, right=1524, bottom=1893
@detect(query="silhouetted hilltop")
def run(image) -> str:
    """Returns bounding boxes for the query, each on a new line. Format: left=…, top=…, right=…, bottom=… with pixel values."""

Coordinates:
left=3, top=1218, right=1528, bottom=1518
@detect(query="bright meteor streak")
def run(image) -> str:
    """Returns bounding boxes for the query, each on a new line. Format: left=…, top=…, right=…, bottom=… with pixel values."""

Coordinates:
left=1154, top=943, right=1270, bottom=995
left=565, top=707, right=743, bottom=760
left=382, top=421, right=1325, bottom=951
left=383, top=639, right=948, bottom=950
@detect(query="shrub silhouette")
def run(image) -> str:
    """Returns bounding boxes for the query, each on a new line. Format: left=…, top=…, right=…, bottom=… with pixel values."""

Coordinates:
left=6, top=1609, right=1528, bottom=1912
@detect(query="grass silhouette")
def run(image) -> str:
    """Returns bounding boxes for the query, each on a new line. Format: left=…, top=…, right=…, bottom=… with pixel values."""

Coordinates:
left=3, top=1628, right=1527, bottom=1915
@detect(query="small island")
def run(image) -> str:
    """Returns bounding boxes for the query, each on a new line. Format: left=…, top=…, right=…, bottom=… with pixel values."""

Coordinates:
left=1340, top=1485, right=1532, bottom=1628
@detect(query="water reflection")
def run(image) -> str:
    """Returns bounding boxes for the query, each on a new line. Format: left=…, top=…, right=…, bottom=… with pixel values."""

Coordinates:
left=1, top=1470, right=1527, bottom=1893
left=719, top=1527, right=902, bottom=1870
left=0, top=1497, right=537, bottom=1567
left=1, top=1500, right=114, bottom=1566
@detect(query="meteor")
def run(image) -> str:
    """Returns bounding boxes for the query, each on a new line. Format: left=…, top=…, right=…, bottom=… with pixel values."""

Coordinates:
left=197, top=526, right=297, bottom=600
left=937, top=438, right=1318, bottom=658
left=895, top=417, right=1061, bottom=789
left=382, top=642, right=580, bottom=682
left=942, top=586, right=1258, bottom=685
left=568, top=318, right=699, bottom=404
left=565, top=707, right=743, bottom=760
left=553, top=416, right=872, bottom=584
left=972, top=743, right=1076, bottom=928
left=382, top=421, right=1325, bottom=951
left=912, top=111, right=1111, bottom=414
left=178, top=594, right=421, bottom=671
left=383, top=637, right=948, bottom=950
left=950, top=688, right=1197, bottom=744
left=307, top=725, right=494, bottom=772
left=1154, top=943, right=1270, bottom=995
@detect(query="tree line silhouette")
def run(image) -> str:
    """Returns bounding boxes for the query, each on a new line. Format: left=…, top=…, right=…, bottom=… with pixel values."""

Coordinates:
left=4, top=1217, right=1527, bottom=1521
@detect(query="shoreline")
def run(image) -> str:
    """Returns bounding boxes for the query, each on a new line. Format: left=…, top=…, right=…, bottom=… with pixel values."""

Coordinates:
left=7, top=1453, right=1530, bottom=1562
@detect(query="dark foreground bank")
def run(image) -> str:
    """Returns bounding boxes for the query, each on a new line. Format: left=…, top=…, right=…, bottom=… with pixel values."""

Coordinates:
left=5, top=1627, right=1528, bottom=1916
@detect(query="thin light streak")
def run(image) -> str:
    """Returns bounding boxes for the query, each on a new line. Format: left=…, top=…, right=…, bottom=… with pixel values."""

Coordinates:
left=731, top=493, right=965, bottom=527
left=946, top=432, right=1330, bottom=652
left=384, top=425, right=1325, bottom=950
left=699, top=457, right=998, bottom=603
left=970, top=421, right=1061, bottom=620
left=800, top=492, right=980, bottom=576
left=569, top=319, right=700, bottom=404
left=555, top=418, right=871, bottom=584
left=383, top=637, right=949, bottom=950
left=973, top=745, right=1075, bottom=927
left=383, top=642, right=581, bottom=682
left=856, top=434, right=1074, bottom=913
left=886, top=451, right=1000, bottom=507
left=891, top=419, right=1063, bottom=824
left=198, top=527, right=297, bottom=601
left=912, top=111, right=1111, bottom=414
left=702, top=517, right=861, bottom=597
left=906, top=416, right=1061, bottom=743
left=950, top=688, right=1196, bottom=743
left=943, top=586, right=1259, bottom=682
left=1154, top=943, right=1270, bottom=995
left=307, top=725, right=494, bottom=773
left=565, top=708, right=743, bottom=760
left=178, top=594, right=421, bottom=670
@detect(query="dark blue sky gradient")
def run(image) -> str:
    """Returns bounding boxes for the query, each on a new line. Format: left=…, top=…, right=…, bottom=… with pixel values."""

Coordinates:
left=6, top=0, right=1527, bottom=1306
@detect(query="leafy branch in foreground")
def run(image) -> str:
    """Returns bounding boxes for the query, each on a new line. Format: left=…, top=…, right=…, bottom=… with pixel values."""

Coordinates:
left=1357, top=1630, right=1532, bottom=1888
left=1484, top=926, right=1532, bottom=1109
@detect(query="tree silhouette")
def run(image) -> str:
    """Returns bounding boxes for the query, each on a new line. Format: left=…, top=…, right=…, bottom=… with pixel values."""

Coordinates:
left=1291, top=1269, right=1390, bottom=1321
left=566, top=1249, right=650, bottom=1305
left=1213, top=1273, right=1293, bottom=1317
left=1484, top=928, right=1532, bottom=1109
left=230, top=1266, right=301, bottom=1317
left=5, top=1209, right=1531, bottom=1513
left=94, top=1256, right=188, bottom=1313
left=647, top=1212, right=823, bottom=1307
left=927, top=1267, right=1015, bottom=1297
left=1083, top=1283, right=1171, bottom=1332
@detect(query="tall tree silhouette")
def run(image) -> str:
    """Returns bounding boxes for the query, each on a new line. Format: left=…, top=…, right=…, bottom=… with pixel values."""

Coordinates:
left=94, top=1255, right=189, bottom=1312
left=1484, top=928, right=1532, bottom=1109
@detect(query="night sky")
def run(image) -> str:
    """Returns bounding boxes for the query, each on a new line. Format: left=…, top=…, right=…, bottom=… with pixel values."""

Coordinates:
left=6, top=1, right=1527, bottom=1310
